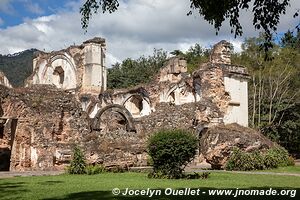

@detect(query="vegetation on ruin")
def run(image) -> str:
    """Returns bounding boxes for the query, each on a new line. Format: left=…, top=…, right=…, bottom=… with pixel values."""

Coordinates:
left=67, top=146, right=86, bottom=174
left=85, top=164, right=106, bottom=175
left=147, top=129, right=198, bottom=179
left=67, top=146, right=108, bottom=175
left=225, top=147, right=295, bottom=171
left=0, top=171, right=300, bottom=200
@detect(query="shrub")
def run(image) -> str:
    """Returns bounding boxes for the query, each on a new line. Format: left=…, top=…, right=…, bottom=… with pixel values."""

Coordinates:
left=67, top=146, right=86, bottom=174
left=226, top=148, right=265, bottom=171
left=147, top=129, right=198, bottom=179
left=108, top=166, right=128, bottom=173
left=85, top=164, right=106, bottom=175
left=185, top=172, right=210, bottom=179
left=287, top=156, right=295, bottom=166
left=225, top=147, right=294, bottom=171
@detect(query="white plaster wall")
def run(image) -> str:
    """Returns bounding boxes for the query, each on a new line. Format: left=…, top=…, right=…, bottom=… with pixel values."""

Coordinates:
left=0, top=73, right=12, bottom=88
left=30, top=147, right=38, bottom=168
left=32, top=54, right=77, bottom=90
left=83, top=43, right=106, bottom=89
left=89, top=104, right=100, bottom=118
left=124, top=101, right=140, bottom=117
left=32, top=59, right=47, bottom=84
left=50, top=58, right=77, bottom=89
left=103, top=67, right=107, bottom=90
left=223, top=77, right=248, bottom=127
left=84, top=44, right=102, bottom=64
left=160, top=86, right=197, bottom=105
left=140, top=99, right=151, bottom=116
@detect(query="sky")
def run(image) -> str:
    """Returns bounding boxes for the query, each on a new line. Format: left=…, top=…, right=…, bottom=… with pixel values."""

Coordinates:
left=0, top=0, right=299, bottom=67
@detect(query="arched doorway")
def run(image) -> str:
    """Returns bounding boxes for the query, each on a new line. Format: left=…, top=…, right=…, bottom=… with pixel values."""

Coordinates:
left=92, top=104, right=136, bottom=132
left=123, top=95, right=151, bottom=118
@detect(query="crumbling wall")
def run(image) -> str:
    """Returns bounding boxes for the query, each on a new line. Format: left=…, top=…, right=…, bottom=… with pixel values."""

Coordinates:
left=0, top=71, right=12, bottom=88
left=0, top=40, right=251, bottom=171
left=26, top=37, right=107, bottom=95
left=0, top=85, right=90, bottom=171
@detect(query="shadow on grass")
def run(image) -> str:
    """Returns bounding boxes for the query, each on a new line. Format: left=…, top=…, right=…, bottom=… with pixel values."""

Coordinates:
left=0, top=180, right=65, bottom=200
left=0, top=182, right=28, bottom=200
left=44, top=187, right=299, bottom=200
left=38, top=180, right=64, bottom=185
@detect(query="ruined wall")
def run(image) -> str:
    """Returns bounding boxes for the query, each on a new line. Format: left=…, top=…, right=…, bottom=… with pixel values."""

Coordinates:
left=0, top=40, right=250, bottom=171
left=27, top=37, right=107, bottom=94
left=223, top=65, right=249, bottom=126
left=0, top=71, right=12, bottom=88
left=0, top=85, right=91, bottom=171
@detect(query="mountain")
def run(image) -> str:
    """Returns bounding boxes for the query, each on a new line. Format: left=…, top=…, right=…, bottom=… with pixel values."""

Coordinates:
left=0, top=49, right=37, bottom=87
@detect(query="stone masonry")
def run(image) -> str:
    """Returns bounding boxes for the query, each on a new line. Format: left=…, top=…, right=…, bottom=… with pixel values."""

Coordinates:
left=0, top=39, right=251, bottom=171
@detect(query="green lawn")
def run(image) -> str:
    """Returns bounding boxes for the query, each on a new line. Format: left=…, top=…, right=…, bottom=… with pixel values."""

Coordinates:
left=0, top=172, right=299, bottom=200
left=258, top=166, right=300, bottom=174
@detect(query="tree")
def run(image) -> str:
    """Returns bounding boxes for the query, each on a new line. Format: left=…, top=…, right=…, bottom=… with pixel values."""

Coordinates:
left=281, top=30, right=300, bottom=51
left=233, top=36, right=300, bottom=154
left=171, top=44, right=209, bottom=73
left=107, top=48, right=167, bottom=89
left=80, top=0, right=299, bottom=51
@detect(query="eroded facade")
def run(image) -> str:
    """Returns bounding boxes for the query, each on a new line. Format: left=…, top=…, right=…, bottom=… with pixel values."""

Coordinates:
left=0, top=71, right=12, bottom=88
left=0, top=39, right=249, bottom=171
left=26, top=37, right=107, bottom=94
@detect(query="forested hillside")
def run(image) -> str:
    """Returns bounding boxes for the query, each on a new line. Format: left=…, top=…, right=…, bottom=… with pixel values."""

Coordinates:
left=0, top=49, right=37, bottom=87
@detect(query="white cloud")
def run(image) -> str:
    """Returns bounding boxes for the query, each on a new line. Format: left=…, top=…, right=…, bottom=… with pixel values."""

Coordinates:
left=25, top=2, right=44, bottom=15
left=0, top=0, right=299, bottom=67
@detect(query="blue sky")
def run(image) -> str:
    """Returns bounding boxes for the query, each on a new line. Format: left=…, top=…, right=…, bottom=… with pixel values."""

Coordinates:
left=0, top=0, right=299, bottom=67
left=0, top=0, right=68, bottom=27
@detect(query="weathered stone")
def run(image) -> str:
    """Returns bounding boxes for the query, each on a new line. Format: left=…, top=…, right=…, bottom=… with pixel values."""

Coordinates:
left=0, top=71, right=12, bottom=88
left=0, top=39, right=253, bottom=171
left=200, top=123, right=276, bottom=169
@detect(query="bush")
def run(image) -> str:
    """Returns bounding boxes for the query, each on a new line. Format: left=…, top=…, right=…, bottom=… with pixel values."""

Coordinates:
left=85, top=164, right=106, bottom=175
left=225, top=147, right=294, bottom=171
left=107, top=166, right=128, bottom=173
left=67, top=146, right=86, bottom=174
left=147, top=129, right=198, bottom=179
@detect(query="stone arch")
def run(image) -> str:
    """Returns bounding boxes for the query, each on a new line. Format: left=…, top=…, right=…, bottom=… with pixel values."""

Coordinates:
left=49, top=54, right=76, bottom=73
left=41, top=53, right=77, bottom=89
left=164, top=84, right=178, bottom=103
left=122, top=94, right=151, bottom=118
left=92, top=104, right=136, bottom=132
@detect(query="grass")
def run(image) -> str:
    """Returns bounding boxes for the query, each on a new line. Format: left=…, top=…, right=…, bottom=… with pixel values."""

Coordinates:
left=258, top=166, right=300, bottom=174
left=0, top=172, right=299, bottom=200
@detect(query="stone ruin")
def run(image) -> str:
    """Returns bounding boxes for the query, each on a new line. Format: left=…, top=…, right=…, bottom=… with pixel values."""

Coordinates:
left=0, top=71, right=12, bottom=89
left=0, top=38, right=259, bottom=171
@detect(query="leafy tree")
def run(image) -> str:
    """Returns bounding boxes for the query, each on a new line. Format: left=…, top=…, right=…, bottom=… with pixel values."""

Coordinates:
left=171, top=44, right=209, bottom=73
left=233, top=35, right=300, bottom=154
left=80, top=0, right=299, bottom=51
left=281, top=30, right=300, bottom=51
left=107, top=48, right=167, bottom=89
